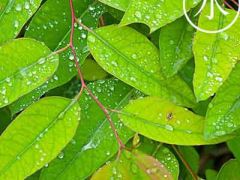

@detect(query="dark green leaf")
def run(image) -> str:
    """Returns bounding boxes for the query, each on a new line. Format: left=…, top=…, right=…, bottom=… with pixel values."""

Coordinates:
left=99, top=0, right=129, bottom=11
left=217, top=159, right=240, bottom=180
left=159, top=16, right=195, bottom=77
left=227, top=136, right=240, bottom=161
left=40, top=79, right=136, bottom=179
left=82, top=58, right=108, bottom=81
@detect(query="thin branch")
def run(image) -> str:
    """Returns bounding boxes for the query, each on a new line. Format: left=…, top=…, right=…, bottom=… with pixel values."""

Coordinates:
left=68, top=0, right=125, bottom=158
left=171, top=145, right=198, bottom=180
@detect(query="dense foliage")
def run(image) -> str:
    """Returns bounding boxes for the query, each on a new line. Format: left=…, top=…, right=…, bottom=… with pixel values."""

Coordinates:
left=0, top=0, right=240, bottom=179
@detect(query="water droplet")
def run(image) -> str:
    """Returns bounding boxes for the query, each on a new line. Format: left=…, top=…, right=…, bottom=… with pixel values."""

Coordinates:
left=58, top=152, right=64, bottom=159
left=15, top=4, right=22, bottom=11
left=88, top=35, right=96, bottom=43
left=165, top=124, right=174, bottom=131
left=135, top=11, right=142, bottom=18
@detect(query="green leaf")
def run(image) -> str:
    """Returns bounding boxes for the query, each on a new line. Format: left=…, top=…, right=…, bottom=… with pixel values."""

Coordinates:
left=120, top=96, right=234, bottom=145
left=0, top=97, right=80, bottom=179
left=99, top=0, right=129, bottom=11
left=0, top=38, right=59, bottom=108
left=178, top=146, right=199, bottom=179
left=0, top=0, right=41, bottom=44
left=91, top=150, right=175, bottom=180
left=159, top=16, right=195, bottom=77
left=227, top=136, right=240, bottom=161
left=206, top=169, right=218, bottom=180
left=193, top=4, right=240, bottom=101
left=120, top=0, right=200, bottom=33
left=138, top=139, right=179, bottom=180
left=217, top=159, right=240, bottom=180
left=154, top=146, right=179, bottom=180
left=40, top=79, right=136, bottom=179
left=178, top=58, right=195, bottom=87
left=204, top=63, right=240, bottom=139
left=9, top=0, right=106, bottom=114
left=87, top=25, right=196, bottom=107
left=82, top=59, right=108, bottom=81
left=0, top=107, right=11, bottom=135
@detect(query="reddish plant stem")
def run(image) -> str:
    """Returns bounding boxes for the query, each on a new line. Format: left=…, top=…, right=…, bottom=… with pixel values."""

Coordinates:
left=171, top=145, right=198, bottom=180
left=68, top=0, right=125, bottom=157
left=224, top=0, right=239, bottom=11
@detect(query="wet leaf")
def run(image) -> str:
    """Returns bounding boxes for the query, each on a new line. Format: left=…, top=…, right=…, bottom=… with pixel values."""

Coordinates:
left=99, top=0, right=129, bottom=11
left=40, top=79, right=136, bottom=179
left=82, top=59, right=108, bottom=81
left=138, top=139, right=179, bottom=180
left=159, top=15, right=195, bottom=77
left=120, top=96, right=234, bottom=145
left=205, top=63, right=240, bottom=139
left=0, top=0, right=41, bottom=44
left=91, top=150, right=174, bottom=180
left=193, top=4, right=240, bottom=101
left=9, top=0, right=106, bottom=115
left=120, top=0, right=200, bottom=32
left=0, top=97, right=80, bottom=179
left=0, top=38, right=58, bottom=108
left=88, top=25, right=196, bottom=107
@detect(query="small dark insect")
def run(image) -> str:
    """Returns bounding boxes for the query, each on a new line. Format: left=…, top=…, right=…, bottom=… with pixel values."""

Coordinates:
left=167, top=112, right=173, bottom=120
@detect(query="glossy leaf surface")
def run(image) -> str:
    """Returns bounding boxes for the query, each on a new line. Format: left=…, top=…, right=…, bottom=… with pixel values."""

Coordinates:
left=40, top=79, right=136, bottom=179
left=0, top=0, right=41, bottom=44
left=120, top=0, right=200, bottom=32
left=0, top=97, right=80, bottom=179
left=193, top=4, right=240, bottom=101
left=88, top=25, right=196, bottom=107
left=91, top=150, right=174, bottom=180
left=120, top=96, right=233, bottom=145
left=0, top=38, right=58, bottom=108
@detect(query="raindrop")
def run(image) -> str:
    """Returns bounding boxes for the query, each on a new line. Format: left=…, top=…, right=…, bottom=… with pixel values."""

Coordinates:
left=58, top=152, right=64, bottom=159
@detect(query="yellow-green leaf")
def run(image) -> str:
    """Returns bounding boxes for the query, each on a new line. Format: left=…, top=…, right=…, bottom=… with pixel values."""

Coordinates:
left=120, top=96, right=234, bottom=145
left=193, top=3, right=240, bottom=101
left=0, top=38, right=59, bottom=108
left=120, top=0, right=200, bottom=32
left=205, top=63, right=240, bottom=139
left=88, top=25, right=196, bottom=107
left=0, top=97, right=80, bottom=179
left=0, top=0, right=41, bottom=44
left=91, top=150, right=174, bottom=180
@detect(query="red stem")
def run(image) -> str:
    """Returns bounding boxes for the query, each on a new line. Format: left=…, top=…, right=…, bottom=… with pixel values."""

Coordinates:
left=68, top=0, right=125, bottom=157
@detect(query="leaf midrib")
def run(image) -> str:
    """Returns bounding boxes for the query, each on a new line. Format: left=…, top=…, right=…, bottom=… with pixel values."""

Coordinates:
left=0, top=0, right=15, bottom=23
left=0, top=54, right=57, bottom=84
left=121, top=110, right=204, bottom=136
left=52, top=88, right=135, bottom=179
left=197, top=10, right=227, bottom=98
left=0, top=99, right=78, bottom=178
left=90, top=28, right=194, bottom=105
